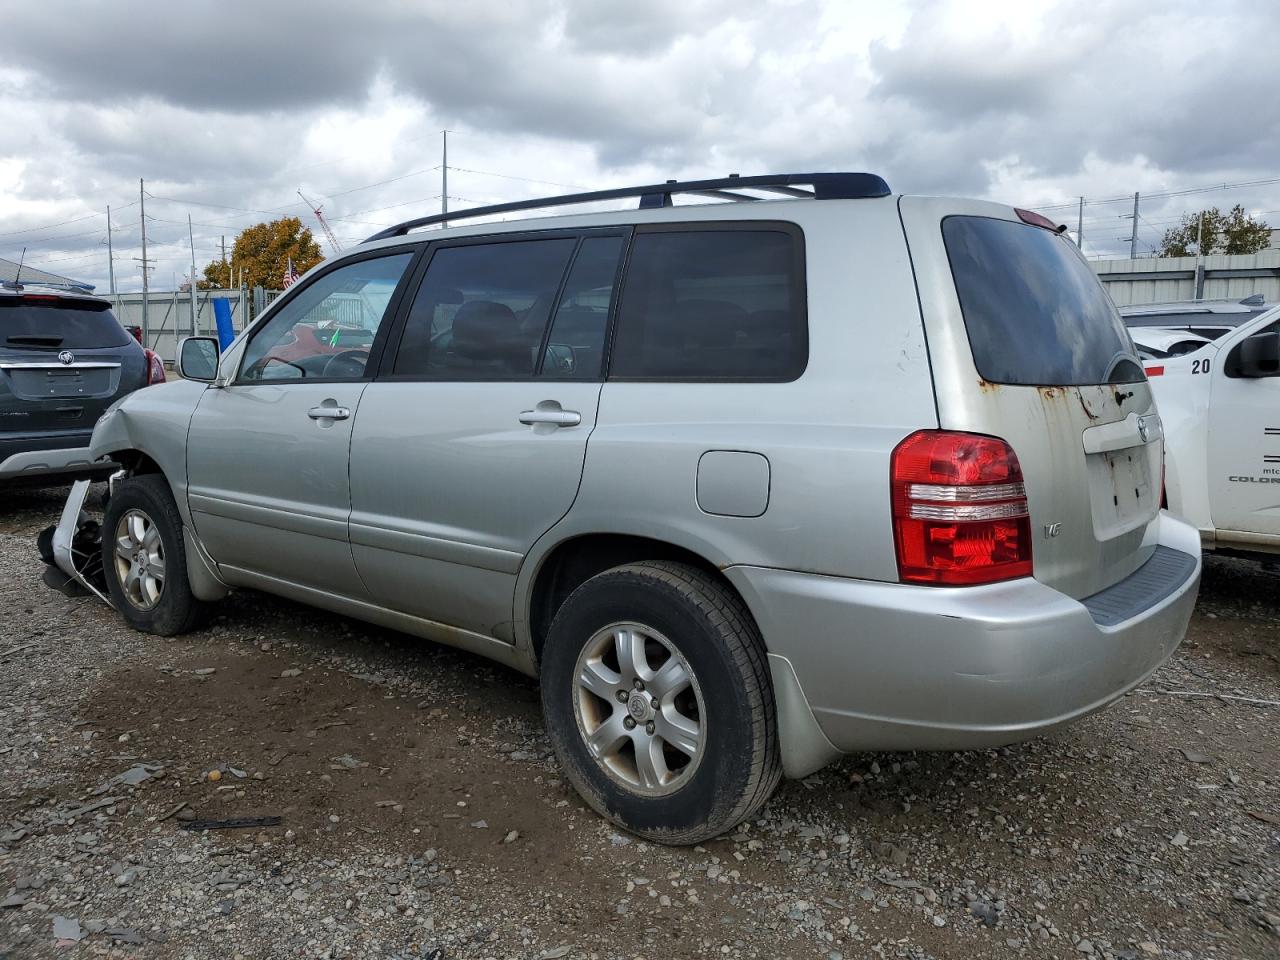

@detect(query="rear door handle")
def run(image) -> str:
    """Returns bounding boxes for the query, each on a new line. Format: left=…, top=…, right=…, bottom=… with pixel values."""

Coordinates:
left=308, top=405, right=351, bottom=421
left=519, top=407, right=581, bottom=427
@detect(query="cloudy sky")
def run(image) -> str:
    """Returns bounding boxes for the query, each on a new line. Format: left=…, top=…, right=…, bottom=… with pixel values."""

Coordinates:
left=1, top=0, right=1278, bottom=292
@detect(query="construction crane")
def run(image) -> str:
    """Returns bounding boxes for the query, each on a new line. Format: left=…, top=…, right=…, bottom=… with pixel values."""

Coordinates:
left=298, top=190, right=342, bottom=255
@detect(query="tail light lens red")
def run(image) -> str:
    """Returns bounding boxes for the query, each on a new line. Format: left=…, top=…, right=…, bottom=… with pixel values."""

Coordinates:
left=1013, top=208, right=1066, bottom=233
left=890, top=430, right=1033, bottom=586
left=144, top=348, right=166, bottom=385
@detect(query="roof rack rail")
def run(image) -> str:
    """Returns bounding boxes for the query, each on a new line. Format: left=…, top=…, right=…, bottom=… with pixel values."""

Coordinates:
left=364, top=171, right=891, bottom=242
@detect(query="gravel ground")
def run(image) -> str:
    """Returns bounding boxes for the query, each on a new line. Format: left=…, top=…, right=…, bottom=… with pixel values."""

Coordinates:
left=1, top=483, right=1278, bottom=960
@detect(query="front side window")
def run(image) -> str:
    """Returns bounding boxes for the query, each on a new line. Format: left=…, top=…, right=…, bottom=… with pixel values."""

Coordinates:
left=609, top=228, right=806, bottom=381
left=393, top=238, right=577, bottom=379
left=239, top=252, right=413, bottom=382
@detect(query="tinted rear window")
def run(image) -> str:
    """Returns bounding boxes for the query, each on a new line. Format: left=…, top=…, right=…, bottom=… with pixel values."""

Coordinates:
left=943, top=216, right=1143, bottom=385
left=0, top=298, right=131, bottom=350
left=609, top=227, right=806, bottom=381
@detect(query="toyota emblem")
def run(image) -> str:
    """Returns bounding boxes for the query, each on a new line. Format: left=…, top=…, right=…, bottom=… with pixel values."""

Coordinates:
left=1137, top=416, right=1151, bottom=443
left=57, top=350, right=75, bottom=365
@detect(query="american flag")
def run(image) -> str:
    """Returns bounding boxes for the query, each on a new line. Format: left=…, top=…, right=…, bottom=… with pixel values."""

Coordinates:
left=282, top=257, right=300, bottom=288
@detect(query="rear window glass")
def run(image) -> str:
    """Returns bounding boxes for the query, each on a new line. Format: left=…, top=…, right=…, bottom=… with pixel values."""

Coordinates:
left=609, top=228, right=806, bottom=381
left=0, top=297, right=131, bottom=350
left=943, top=216, right=1143, bottom=385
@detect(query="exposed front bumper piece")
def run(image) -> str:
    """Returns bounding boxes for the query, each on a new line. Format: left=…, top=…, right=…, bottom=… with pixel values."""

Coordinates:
left=0, top=440, right=105, bottom=480
left=727, top=512, right=1201, bottom=764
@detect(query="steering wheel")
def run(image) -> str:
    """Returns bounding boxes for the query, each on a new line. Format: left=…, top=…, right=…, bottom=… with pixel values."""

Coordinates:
left=321, top=349, right=369, bottom=379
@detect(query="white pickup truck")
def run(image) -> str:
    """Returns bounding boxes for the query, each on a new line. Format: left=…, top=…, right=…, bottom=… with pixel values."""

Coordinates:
left=1131, top=308, right=1280, bottom=562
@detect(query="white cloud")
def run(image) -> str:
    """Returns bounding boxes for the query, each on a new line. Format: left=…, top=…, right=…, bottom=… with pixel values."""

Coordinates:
left=1, top=0, right=1278, bottom=289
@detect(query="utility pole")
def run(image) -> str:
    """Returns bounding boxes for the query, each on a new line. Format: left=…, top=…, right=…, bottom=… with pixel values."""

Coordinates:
left=221, top=235, right=228, bottom=288
left=441, top=130, right=448, bottom=226
left=106, top=205, right=116, bottom=297
left=1194, top=212, right=1207, bottom=300
left=1076, top=196, right=1084, bottom=249
left=1129, top=191, right=1140, bottom=259
left=188, top=214, right=199, bottom=336
left=139, top=178, right=149, bottom=342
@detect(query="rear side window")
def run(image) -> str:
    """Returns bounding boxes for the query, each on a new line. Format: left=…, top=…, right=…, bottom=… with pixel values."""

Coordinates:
left=0, top=298, right=131, bottom=350
left=540, top=236, right=625, bottom=380
left=609, top=227, right=806, bottom=381
left=393, top=238, right=577, bottom=379
left=943, top=216, right=1144, bottom=385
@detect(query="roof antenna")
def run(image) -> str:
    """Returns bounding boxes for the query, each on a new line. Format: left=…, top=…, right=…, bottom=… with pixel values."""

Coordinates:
left=11, top=247, right=25, bottom=290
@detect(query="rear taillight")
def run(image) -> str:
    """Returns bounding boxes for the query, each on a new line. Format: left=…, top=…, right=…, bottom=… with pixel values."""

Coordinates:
left=144, top=348, right=166, bottom=385
left=890, top=430, right=1033, bottom=586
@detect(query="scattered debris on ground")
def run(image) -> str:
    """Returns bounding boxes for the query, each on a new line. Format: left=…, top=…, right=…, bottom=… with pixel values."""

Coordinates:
left=2, top=485, right=1277, bottom=959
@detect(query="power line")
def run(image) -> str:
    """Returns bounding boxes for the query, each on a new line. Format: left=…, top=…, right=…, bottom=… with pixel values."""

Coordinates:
left=319, top=166, right=440, bottom=201
left=0, top=198, right=140, bottom=239
left=0, top=226, right=109, bottom=249
left=444, top=165, right=591, bottom=191
left=1032, top=174, right=1280, bottom=212
left=0, top=211, right=102, bottom=238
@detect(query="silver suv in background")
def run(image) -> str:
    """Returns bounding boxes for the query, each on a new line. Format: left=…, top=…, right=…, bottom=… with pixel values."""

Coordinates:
left=1121, top=294, right=1269, bottom=342
left=61, top=173, right=1201, bottom=843
left=1, top=284, right=163, bottom=484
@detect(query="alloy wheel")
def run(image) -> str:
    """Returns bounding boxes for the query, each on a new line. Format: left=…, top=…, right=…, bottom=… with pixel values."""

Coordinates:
left=572, top=621, right=706, bottom=796
left=113, top=508, right=166, bottom=611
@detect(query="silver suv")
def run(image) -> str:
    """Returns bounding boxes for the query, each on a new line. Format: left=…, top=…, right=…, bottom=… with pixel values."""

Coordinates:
left=68, top=173, right=1201, bottom=843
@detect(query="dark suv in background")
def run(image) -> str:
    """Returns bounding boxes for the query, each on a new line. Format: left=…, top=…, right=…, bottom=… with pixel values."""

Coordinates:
left=1, top=284, right=163, bottom=484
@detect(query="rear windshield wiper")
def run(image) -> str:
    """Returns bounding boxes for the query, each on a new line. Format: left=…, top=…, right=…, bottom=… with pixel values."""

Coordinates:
left=5, top=335, right=64, bottom=347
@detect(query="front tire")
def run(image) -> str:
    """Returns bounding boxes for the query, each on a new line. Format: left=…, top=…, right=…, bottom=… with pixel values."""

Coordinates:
left=101, top=474, right=205, bottom=636
left=540, top=561, right=781, bottom=844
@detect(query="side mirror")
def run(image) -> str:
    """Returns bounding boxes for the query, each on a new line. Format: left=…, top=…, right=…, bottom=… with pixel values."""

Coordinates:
left=177, top=336, right=220, bottom=382
left=1227, top=330, right=1280, bottom=378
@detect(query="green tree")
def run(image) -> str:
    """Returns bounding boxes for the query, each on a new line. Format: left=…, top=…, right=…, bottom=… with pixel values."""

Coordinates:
left=199, top=216, right=324, bottom=289
left=1158, top=205, right=1271, bottom=257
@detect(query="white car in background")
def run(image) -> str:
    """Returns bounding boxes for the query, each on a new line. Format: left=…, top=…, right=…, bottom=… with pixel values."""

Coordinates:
left=1138, top=307, right=1280, bottom=563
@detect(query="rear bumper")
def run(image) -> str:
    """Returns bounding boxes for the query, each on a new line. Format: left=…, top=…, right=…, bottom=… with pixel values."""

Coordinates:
left=726, top=512, right=1201, bottom=760
left=0, top=433, right=109, bottom=480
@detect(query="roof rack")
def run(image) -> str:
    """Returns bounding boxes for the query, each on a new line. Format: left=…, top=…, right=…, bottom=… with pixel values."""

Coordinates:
left=365, top=172, right=891, bottom=242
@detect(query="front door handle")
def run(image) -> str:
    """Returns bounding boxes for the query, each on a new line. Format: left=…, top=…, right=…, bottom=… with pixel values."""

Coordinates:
left=308, top=404, right=351, bottom=421
left=519, top=405, right=581, bottom=428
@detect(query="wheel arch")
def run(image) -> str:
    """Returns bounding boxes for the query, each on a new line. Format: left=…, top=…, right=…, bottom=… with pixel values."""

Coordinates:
left=521, top=531, right=747, bottom=667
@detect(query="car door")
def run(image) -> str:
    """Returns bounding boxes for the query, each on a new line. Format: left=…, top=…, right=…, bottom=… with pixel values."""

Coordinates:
left=186, top=248, right=419, bottom=596
left=1206, top=315, right=1280, bottom=542
left=349, top=231, right=627, bottom=635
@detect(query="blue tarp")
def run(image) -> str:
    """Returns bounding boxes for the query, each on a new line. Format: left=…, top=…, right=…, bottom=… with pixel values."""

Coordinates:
left=213, top=297, right=236, bottom=351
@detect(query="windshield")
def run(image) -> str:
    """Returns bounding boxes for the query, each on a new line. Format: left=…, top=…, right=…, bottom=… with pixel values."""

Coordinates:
left=0, top=297, right=131, bottom=350
left=943, top=216, right=1144, bottom=386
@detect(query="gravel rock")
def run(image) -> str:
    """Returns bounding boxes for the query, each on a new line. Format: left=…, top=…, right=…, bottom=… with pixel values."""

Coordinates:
left=0, top=496, right=1275, bottom=960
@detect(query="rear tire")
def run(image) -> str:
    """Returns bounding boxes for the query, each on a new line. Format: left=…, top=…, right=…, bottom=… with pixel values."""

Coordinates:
left=101, top=474, right=205, bottom=636
left=540, top=561, right=781, bottom=844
